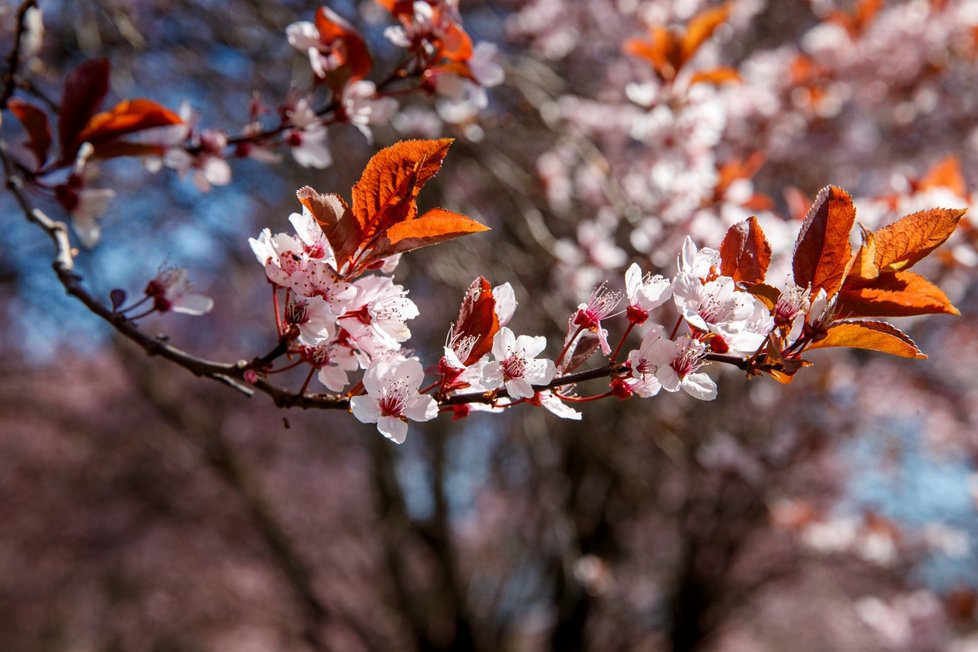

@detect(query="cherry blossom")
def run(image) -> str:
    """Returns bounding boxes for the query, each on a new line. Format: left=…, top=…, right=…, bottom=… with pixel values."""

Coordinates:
left=533, top=390, right=582, bottom=420
left=285, top=99, right=332, bottom=169
left=143, top=266, right=213, bottom=316
left=482, top=327, right=556, bottom=400
left=342, top=81, right=398, bottom=142
left=340, top=276, right=420, bottom=358
left=350, top=357, right=438, bottom=443
left=164, top=128, right=232, bottom=192
left=624, top=263, right=672, bottom=325
left=571, top=283, right=623, bottom=355
left=652, top=335, right=717, bottom=401
left=285, top=295, right=336, bottom=344
left=630, top=330, right=716, bottom=401
left=773, top=283, right=812, bottom=329
left=301, top=339, right=359, bottom=392
left=432, top=43, right=504, bottom=124
left=54, top=143, right=115, bottom=248
left=627, top=326, right=668, bottom=387
left=286, top=17, right=337, bottom=80
left=672, top=273, right=761, bottom=353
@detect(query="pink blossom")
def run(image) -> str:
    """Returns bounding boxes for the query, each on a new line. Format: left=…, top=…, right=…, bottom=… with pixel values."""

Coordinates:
left=301, top=339, right=360, bottom=392
left=164, top=128, right=231, bottom=192
left=144, top=266, right=213, bottom=316
left=534, top=390, right=582, bottom=420
left=350, top=357, right=438, bottom=443
left=342, top=81, right=398, bottom=142
left=54, top=143, right=115, bottom=247
left=285, top=296, right=336, bottom=345
left=635, top=333, right=717, bottom=401
left=571, top=283, right=623, bottom=355
left=339, top=276, right=419, bottom=359
left=624, top=263, right=672, bottom=325
left=285, top=99, right=332, bottom=169
left=482, top=327, right=556, bottom=400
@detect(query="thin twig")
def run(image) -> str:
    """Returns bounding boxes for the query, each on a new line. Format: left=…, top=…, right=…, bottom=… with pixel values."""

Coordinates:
left=1, top=0, right=38, bottom=108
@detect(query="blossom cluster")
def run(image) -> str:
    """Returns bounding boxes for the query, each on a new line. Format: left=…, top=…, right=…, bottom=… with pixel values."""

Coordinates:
left=237, top=154, right=961, bottom=444
left=4, top=2, right=502, bottom=247
left=525, top=0, right=978, bottom=300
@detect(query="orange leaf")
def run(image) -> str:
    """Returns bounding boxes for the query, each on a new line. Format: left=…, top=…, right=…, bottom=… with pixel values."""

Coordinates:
left=837, top=270, right=959, bottom=318
left=375, top=207, right=489, bottom=259
left=783, top=186, right=812, bottom=222
left=807, top=320, right=925, bottom=359
left=296, top=186, right=362, bottom=269
left=7, top=98, right=51, bottom=169
left=744, top=193, right=775, bottom=211
left=77, top=99, right=183, bottom=146
left=792, top=185, right=856, bottom=299
left=715, top=153, right=765, bottom=196
left=624, top=28, right=676, bottom=80
left=315, top=7, right=372, bottom=85
left=828, top=0, right=883, bottom=38
left=719, top=216, right=771, bottom=284
left=351, top=138, right=454, bottom=234
left=747, top=283, right=781, bottom=311
left=872, top=207, right=966, bottom=273
left=88, top=141, right=167, bottom=160
left=918, top=155, right=967, bottom=199
left=680, top=4, right=730, bottom=65
left=845, top=224, right=879, bottom=285
left=451, top=277, right=500, bottom=365
left=688, top=66, right=740, bottom=87
left=436, top=20, right=474, bottom=63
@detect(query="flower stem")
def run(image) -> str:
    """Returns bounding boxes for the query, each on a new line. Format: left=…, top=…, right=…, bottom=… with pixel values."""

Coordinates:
left=298, top=367, right=316, bottom=395
left=610, top=323, right=635, bottom=362
left=556, top=325, right=584, bottom=369
left=272, top=284, right=283, bottom=336
left=669, top=315, right=684, bottom=339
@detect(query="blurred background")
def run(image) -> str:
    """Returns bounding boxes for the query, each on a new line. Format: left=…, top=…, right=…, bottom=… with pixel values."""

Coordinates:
left=3, top=0, right=978, bottom=650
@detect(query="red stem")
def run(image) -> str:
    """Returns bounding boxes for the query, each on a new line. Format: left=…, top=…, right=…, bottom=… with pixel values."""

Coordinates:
left=272, top=284, right=283, bottom=335
left=298, top=367, right=316, bottom=395
left=669, top=315, right=684, bottom=339
left=610, top=323, right=635, bottom=362
left=556, top=325, right=584, bottom=369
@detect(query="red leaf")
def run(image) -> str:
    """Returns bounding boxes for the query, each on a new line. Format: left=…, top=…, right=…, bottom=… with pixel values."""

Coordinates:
left=7, top=99, right=51, bottom=169
left=747, top=283, right=781, bottom=311
left=563, top=329, right=602, bottom=374
left=59, top=58, right=110, bottom=160
left=837, top=270, right=959, bottom=318
left=807, top=320, right=925, bottom=359
left=296, top=186, right=361, bottom=270
left=86, top=141, right=167, bottom=160
left=719, top=216, right=771, bottom=284
left=783, top=186, right=812, bottom=222
left=351, top=138, right=454, bottom=236
left=918, top=155, right=967, bottom=199
left=680, top=4, right=730, bottom=65
left=872, top=207, right=965, bottom=273
left=314, top=7, right=372, bottom=85
left=688, top=66, right=740, bottom=86
left=828, top=0, right=883, bottom=38
left=451, top=277, right=500, bottom=365
left=77, top=99, right=183, bottom=148
left=374, top=207, right=489, bottom=259
left=792, top=185, right=856, bottom=298
left=435, top=20, right=474, bottom=63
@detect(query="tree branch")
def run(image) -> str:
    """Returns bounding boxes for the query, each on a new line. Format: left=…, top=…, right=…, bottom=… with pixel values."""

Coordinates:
left=2, top=141, right=752, bottom=418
